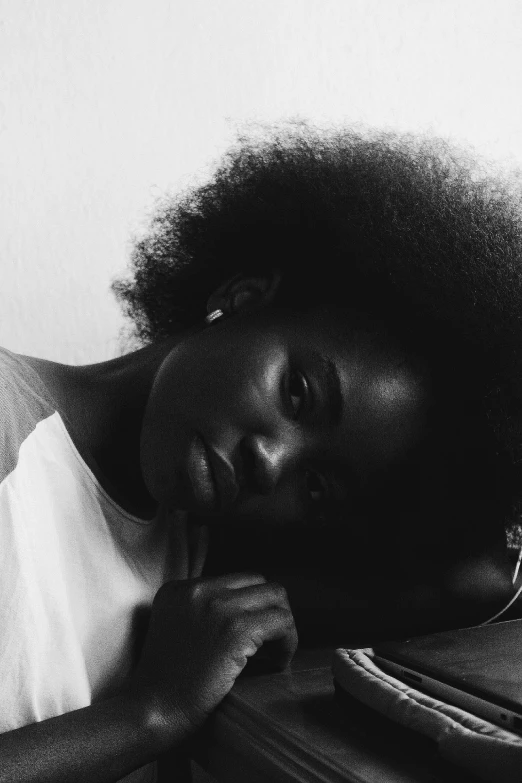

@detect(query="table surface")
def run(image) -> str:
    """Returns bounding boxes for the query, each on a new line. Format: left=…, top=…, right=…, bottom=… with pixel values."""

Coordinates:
left=193, top=648, right=481, bottom=783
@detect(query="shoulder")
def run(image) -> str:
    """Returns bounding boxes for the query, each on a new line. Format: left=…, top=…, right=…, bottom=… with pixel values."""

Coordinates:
left=0, top=347, right=57, bottom=484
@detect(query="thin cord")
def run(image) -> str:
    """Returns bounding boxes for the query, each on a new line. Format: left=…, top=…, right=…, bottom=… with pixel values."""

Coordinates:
left=512, top=544, right=522, bottom=585
left=479, top=543, right=522, bottom=626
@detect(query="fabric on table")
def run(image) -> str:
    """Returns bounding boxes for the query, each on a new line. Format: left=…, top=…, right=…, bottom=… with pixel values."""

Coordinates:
left=333, top=648, right=522, bottom=783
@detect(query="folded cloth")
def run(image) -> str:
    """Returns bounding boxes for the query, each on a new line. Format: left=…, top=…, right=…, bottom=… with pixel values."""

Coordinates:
left=332, top=648, right=522, bottom=783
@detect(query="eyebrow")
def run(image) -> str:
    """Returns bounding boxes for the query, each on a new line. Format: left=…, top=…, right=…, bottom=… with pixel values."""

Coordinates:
left=317, top=353, right=343, bottom=426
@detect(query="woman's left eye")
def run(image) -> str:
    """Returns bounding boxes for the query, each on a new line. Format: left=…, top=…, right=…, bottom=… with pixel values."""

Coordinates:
left=288, top=369, right=307, bottom=420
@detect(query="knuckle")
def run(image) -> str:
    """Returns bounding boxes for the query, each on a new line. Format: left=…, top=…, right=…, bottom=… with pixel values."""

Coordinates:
left=267, top=581, right=289, bottom=605
left=277, top=607, right=295, bottom=630
left=190, top=581, right=206, bottom=602
left=274, top=583, right=289, bottom=602
left=249, top=627, right=265, bottom=648
left=239, top=572, right=265, bottom=585
left=229, top=613, right=248, bottom=638
left=207, top=594, right=227, bottom=617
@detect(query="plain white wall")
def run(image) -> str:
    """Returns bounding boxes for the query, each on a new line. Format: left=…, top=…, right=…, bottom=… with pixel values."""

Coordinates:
left=1, top=0, right=522, bottom=363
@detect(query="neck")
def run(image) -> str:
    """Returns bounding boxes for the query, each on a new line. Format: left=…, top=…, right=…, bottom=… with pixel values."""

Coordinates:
left=24, top=337, right=179, bottom=518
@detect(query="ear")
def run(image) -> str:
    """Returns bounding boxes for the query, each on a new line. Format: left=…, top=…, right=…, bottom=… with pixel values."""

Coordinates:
left=206, top=270, right=282, bottom=316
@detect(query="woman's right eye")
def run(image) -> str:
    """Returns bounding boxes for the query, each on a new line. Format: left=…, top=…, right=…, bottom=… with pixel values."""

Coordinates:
left=288, top=369, right=307, bottom=420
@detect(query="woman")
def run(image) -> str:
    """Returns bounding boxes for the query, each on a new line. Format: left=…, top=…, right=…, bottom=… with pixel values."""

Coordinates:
left=1, top=122, right=521, bottom=781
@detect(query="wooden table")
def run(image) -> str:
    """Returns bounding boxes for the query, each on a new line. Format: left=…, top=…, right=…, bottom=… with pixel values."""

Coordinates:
left=191, top=648, right=481, bottom=783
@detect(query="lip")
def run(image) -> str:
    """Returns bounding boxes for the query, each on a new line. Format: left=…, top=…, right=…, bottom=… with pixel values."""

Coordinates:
left=186, top=433, right=219, bottom=513
left=186, top=433, right=240, bottom=514
left=205, top=445, right=240, bottom=512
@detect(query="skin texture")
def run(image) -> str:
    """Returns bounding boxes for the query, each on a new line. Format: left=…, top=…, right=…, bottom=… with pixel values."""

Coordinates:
left=140, top=304, right=430, bottom=527
left=30, top=274, right=429, bottom=530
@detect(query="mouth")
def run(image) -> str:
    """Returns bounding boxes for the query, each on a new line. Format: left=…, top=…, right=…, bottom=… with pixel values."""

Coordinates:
left=206, top=444, right=240, bottom=512
left=186, top=433, right=219, bottom=513
left=186, top=433, right=239, bottom=514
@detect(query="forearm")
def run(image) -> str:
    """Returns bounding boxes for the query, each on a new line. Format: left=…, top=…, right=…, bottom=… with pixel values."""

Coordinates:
left=0, top=691, right=175, bottom=783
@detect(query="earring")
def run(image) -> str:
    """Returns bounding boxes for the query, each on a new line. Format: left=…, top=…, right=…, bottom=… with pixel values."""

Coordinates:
left=205, top=308, right=224, bottom=325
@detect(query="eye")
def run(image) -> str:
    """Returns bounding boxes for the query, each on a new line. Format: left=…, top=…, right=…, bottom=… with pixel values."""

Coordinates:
left=305, top=469, right=328, bottom=504
left=288, top=369, right=307, bottom=420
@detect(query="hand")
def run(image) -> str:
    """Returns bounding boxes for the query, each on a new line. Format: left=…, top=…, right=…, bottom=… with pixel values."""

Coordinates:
left=129, top=573, right=297, bottom=747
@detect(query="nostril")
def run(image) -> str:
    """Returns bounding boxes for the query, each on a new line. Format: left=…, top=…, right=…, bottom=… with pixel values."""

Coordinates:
left=243, top=435, right=287, bottom=495
left=238, top=435, right=276, bottom=496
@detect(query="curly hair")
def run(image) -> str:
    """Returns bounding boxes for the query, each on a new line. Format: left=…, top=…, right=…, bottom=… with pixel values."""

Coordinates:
left=113, top=121, right=522, bottom=558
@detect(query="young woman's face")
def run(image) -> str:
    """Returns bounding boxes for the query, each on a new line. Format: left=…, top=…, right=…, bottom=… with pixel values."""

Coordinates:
left=140, top=306, right=430, bottom=526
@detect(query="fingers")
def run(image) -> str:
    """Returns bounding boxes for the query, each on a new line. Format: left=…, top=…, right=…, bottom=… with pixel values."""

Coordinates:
left=243, top=607, right=298, bottom=670
left=194, top=571, right=267, bottom=593
left=188, top=524, right=209, bottom=579
left=210, top=581, right=290, bottom=613
left=156, top=573, right=298, bottom=671
left=194, top=576, right=297, bottom=668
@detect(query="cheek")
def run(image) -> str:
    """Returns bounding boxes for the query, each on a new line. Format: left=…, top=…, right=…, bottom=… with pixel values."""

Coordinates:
left=139, top=413, right=175, bottom=504
left=357, top=385, right=429, bottom=466
left=139, top=382, right=192, bottom=505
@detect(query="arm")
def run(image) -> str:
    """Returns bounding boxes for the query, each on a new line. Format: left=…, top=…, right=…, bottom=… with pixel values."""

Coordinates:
left=0, top=691, right=164, bottom=783
left=0, top=572, right=297, bottom=783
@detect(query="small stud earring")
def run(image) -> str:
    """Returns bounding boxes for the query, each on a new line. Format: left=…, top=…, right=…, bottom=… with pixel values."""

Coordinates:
left=205, top=308, right=224, bottom=325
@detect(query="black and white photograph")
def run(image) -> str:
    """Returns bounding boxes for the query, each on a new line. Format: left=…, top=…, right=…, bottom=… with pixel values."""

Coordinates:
left=1, top=2, right=522, bottom=781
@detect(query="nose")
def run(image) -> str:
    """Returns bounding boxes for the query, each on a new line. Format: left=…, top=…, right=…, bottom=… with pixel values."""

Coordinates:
left=239, top=427, right=302, bottom=496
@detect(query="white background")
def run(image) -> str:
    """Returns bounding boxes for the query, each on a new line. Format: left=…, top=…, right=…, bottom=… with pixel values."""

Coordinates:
left=1, top=0, right=522, bottom=363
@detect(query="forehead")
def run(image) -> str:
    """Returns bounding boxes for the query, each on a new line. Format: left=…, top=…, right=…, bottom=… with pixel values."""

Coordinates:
left=280, top=305, right=422, bottom=378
